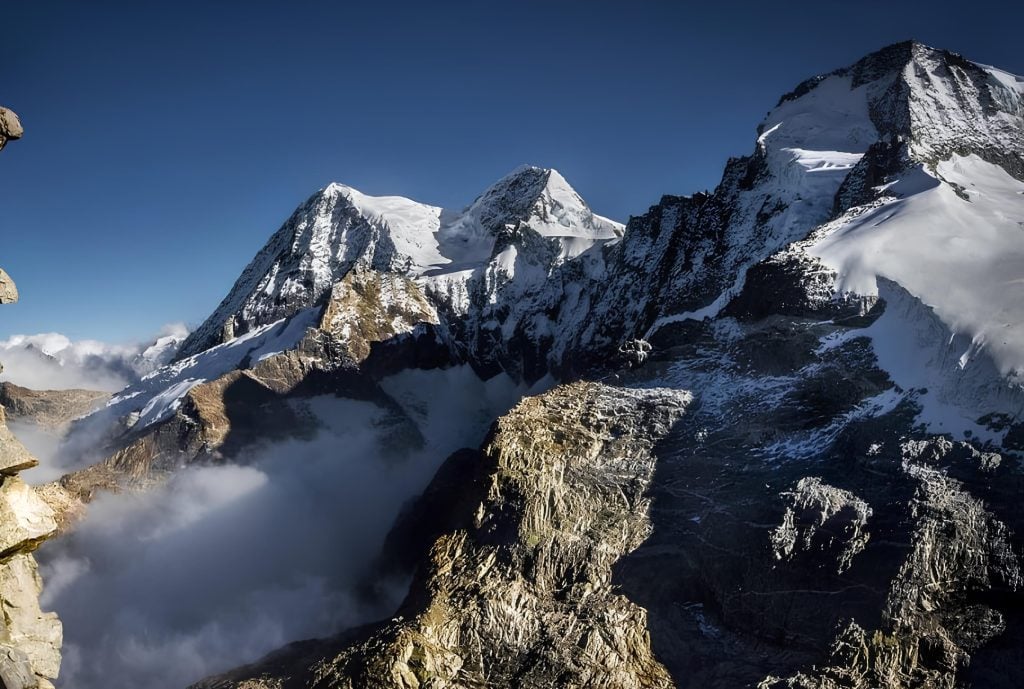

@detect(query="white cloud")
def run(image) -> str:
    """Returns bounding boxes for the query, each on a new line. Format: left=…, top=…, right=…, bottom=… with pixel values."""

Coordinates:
left=0, top=325, right=188, bottom=392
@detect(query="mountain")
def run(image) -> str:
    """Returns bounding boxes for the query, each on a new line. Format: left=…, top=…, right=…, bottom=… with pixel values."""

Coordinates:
left=48, top=167, right=623, bottom=502
left=174, top=166, right=621, bottom=362
left=42, top=41, right=1024, bottom=689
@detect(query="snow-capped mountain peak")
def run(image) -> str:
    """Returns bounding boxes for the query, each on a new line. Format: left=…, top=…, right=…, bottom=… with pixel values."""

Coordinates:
left=458, top=165, right=623, bottom=241
left=776, top=41, right=1024, bottom=177
left=175, top=167, right=621, bottom=360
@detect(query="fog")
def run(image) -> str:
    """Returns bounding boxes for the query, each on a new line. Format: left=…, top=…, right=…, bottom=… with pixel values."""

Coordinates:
left=38, top=366, right=533, bottom=689
left=8, top=420, right=65, bottom=483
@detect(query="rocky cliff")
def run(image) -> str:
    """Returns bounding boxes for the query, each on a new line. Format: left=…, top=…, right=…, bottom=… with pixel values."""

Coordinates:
left=195, top=383, right=691, bottom=689
left=0, top=267, right=62, bottom=689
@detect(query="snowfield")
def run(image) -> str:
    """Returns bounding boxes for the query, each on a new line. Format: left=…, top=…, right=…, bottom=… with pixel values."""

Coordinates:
left=810, top=154, right=1024, bottom=383
left=96, top=307, right=320, bottom=433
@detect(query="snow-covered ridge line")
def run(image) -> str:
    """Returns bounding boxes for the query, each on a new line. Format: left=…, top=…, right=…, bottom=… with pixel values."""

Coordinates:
left=175, top=166, right=622, bottom=361
left=94, top=308, right=319, bottom=434
left=118, top=41, right=1024, bottom=443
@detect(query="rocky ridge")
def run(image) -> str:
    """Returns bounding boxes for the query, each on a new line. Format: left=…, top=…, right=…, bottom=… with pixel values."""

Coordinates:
left=0, top=268, right=62, bottom=689
left=195, top=382, right=691, bottom=689
left=0, top=383, right=109, bottom=432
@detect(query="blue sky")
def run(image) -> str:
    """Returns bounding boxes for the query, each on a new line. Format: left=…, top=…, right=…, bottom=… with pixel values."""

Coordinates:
left=2, top=0, right=1022, bottom=342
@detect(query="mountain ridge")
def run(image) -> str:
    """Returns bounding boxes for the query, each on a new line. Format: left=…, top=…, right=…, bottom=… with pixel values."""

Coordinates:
left=174, top=165, right=622, bottom=362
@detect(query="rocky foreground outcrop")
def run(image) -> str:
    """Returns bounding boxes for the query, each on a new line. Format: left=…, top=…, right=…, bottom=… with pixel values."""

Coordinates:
left=0, top=270, right=62, bottom=689
left=195, top=383, right=691, bottom=689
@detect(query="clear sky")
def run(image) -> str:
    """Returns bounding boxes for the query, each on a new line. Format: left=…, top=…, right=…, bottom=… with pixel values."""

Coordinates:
left=2, top=0, right=1022, bottom=343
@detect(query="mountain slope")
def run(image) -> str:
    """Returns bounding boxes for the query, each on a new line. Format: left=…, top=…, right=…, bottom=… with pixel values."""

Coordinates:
left=175, top=167, right=621, bottom=362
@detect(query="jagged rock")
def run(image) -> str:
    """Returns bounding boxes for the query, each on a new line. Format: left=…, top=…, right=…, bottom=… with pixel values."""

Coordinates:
left=618, top=338, right=653, bottom=368
left=0, top=268, right=18, bottom=305
left=0, top=555, right=62, bottom=680
left=194, top=382, right=691, bottom=689
left=318, top=268, right=439, bottom=363
left=0, top=270, right=62, bottom=688
left=0, top=478, right=57, bottom=559
left=723, top=251, right=881, bottom=325
left=771, top=477, right=872, bottom=574
left=0, top=108, right=22, bottom=152
left=0, top=645, right=35, bottom=689
left=760, top=439, right=1022, bottom=689
left=0, top=408, right=38, bottom=476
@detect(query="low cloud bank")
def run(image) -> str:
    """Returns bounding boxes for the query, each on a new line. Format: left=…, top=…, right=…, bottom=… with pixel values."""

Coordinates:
left=39, top=366, right=532, bottom=689
left=0, top=323, right=188, bottom=392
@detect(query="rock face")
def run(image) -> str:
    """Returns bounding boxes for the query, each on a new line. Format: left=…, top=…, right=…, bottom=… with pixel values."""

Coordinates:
left=770, top=477, right=873, bottom=575
left=0, top=383, right=109, bottom=431
left=195, top=383, right=691, bottom=689
left=0, top=269, right=17, bottom=306
left=0, top=108, right=22, bottom=152
left=0, top=271, right=62, bottom=689
left=762, top=440, right=1022, bottom=689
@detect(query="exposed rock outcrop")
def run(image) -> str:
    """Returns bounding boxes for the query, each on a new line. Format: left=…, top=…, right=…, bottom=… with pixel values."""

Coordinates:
left=0, top=383, right=109, bottom=431
left=770, top=477, right=873, bottom=574
left=0, top=269, right=17, bottom=306
left=194, top=382, right=691, bottom=688
left=0, top=270, right=62, bottom=688
left=761, top=440, right=1022, bottom=689
left=0, top=108, right=22, bottom=152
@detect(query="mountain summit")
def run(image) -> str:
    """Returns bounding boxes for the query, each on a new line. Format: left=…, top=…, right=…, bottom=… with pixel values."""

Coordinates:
left=175, top=166, right=621, bottom=361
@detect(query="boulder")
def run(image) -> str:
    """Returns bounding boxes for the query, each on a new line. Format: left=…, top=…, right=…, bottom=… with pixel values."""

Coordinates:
left=0, top=269, right=17, bottom=305
left=0, top=108, right=22, bottom=151
left=0, top=478, right=57, bottom=559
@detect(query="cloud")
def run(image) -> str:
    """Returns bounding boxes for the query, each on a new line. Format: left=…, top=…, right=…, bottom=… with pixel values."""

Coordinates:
left=0, top=325, right=188, bottom=392
left=38, top=366, right=532, bottom=689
